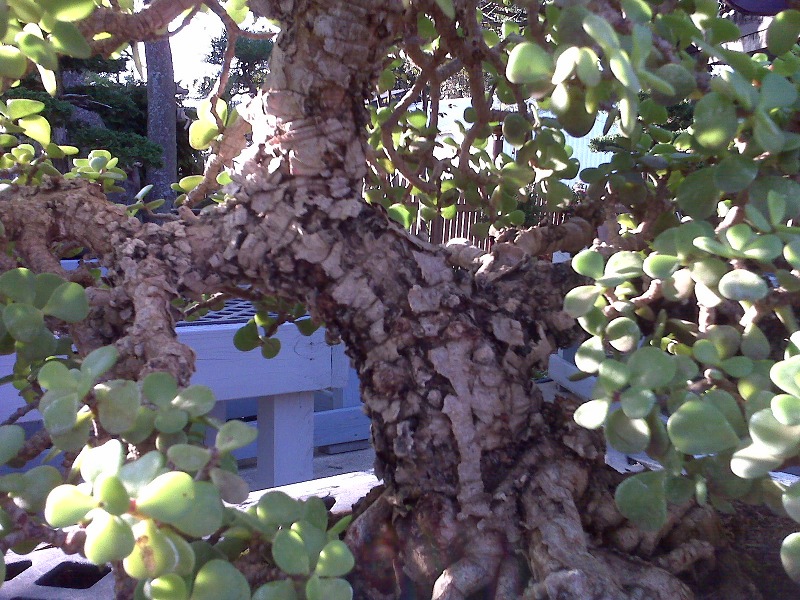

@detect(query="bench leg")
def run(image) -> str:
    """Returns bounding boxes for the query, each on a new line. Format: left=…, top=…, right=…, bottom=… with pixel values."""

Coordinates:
left=254, top=392, right=315, bottom=489
left=205, top=401, right=227, bottom=446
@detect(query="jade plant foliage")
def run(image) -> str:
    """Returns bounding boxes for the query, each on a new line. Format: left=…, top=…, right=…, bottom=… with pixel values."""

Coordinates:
left=0, top=0, right=799, bottom=599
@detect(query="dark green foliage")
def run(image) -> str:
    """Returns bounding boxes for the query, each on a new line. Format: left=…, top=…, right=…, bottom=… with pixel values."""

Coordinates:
left=590, top=97, right=694, bottom=152
left=65, top=81, right=147, bottom=134
left=63, top=80, right=201, bottom=178
left=1, top=87, right=73, bottom=125
left=70, top=127, right=163, bottom=169
left=202, top=33, right=273, bottom=98
left=61, top=56, right=129, bottom=75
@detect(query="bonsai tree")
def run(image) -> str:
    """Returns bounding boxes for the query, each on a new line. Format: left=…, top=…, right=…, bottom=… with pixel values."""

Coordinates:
left=0, top=0, right=798, bottom=599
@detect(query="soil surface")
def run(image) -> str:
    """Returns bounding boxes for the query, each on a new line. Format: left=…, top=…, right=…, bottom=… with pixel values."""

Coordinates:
left=697, top=502, right=800, bottom=600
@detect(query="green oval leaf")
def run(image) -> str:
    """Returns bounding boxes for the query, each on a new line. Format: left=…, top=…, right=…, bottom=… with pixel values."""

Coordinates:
left=261, top=337, right=281, bottom=359
left=573, top=399, right=610, bottom=430
left=0, top=45, right=28, bottom=79
left=677, top=169, right=721, bottom=220
left=628, top=346, right=676, bottom=389
left=620, top=387, right=656, bottom=419
left=606, top=317, right=641, bottom=353
left=563, top=285, right=601, bottom=318
left=189, top=119, right=219, bottom=150
left=253, top=580, right=298, bottom=600
left=257, top=491, right=303, bottom=526
left=782, top=532, right=800, bottom=581
left=167, top=444, right=211, bottom=472
left=642, top=254, right=680, bottom=279
left=749, top=408, right=800, bottom=456
left=506, top=41, right=554, bottom=95
left=44, top=484, right=97, bottom=527
left=614, top=471, right=666, bottom=531
left=305, top=576, right=352, bottom=600
left=772, top=394, right=800, bottom=427
left=233, top=319, right=260, bottom=352
left=96, top=380, right=140, bottom=435
left=571, top=249, right=605, bottom=279
left=717, top=270, right=768, bottom=302
left=83, top=509, right=135, bottom=564
left=3, top=303, right=43, bottom=342
left=6, top=98, right=44, bottom=120
left=768, top=9, right=800, bottom=56
left=713, top=154, right=758, bottom=193
left=216, top=419, right=257, bottom=453
left=135, top=471, right=195, bottom=524
left=731, top=442, right=783, bottom=479
left=48, top=21, right=91, bottom=59
left=191, top=559, right=251, bottom=600
left=142, top=371, right=178, bottom=407
left=170, top=481, right=223, bottom=538
left=575, top=336, right=605, bottom=374
left=0, top=268, right=36, bottom=303
left=209, top=467, right=250, bottom=504
left=314, top=540, right=354, bottom=577
left=171, top=385, right=215, bottom=417
left=154, top=406, right=188, bottom=434
left=39, top=0, right=97, bottom=21
left=15, top=31, right=58, bottom=72
left=81, top=345, right=119, bottom=380
left=597, top=251, right=643, bottom=287
left=42, top=281, right=88, bottom=322
left=693, top=92, right=737, bottom=152
left=0, top=425, right=25, bottom=466
left=272, top=528, right=310, bottom=576
left=667, top=400, right=739, bottom=455
left=605, top=409, right=650, bottom=454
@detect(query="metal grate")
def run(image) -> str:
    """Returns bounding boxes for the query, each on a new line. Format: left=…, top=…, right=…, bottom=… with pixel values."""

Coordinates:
left=177, top=298, right=256, bottom=327
left=0, top=547, right=113, bottom=599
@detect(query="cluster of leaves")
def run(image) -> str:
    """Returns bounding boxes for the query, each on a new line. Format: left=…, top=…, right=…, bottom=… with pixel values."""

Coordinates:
left=0, top=97, right=75, bottom=184
left=362, top=0, right=800, bottom=584
left=541, top=2, right=800, bottom=581
left=61, top=55, right=130, bottom=75
left=4, top=0, right=800, bottom=594
left=0, top=0, right=100, bottom=95
left=0, top=272, right=353, bottom=599
left=365, top=10, right=596, bottom=238
left=188, top=98, right=242, bottom=154
left=0, top=268, right=87, bottom=391
left=232, top=298, right=320, bottom=360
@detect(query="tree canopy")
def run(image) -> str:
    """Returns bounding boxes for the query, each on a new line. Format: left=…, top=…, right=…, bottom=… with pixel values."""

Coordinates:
left=0, top=1, right=798, bottom=599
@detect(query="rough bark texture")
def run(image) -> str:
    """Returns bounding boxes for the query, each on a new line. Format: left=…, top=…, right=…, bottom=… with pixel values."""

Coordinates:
left=145, top=36, right=178, bottom=210
left=0, top=0, right=741, bottom=598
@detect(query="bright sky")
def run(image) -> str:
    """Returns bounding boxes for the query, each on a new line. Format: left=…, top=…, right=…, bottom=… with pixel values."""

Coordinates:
left=168, top=12, right=223, bottom=94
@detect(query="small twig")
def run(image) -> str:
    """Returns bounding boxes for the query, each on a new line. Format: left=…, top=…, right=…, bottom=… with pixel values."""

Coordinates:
left=378, top=55, right=439, bottom=194
left=2, top=399, right=39, bottom=426
left=631, top=280, right=663, bottom=308
left=168, top=4, right=201, bottom=36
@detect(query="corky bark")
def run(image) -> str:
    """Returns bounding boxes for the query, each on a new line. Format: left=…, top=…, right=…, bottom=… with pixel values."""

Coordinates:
left=0, top=0, right=741, bottom=598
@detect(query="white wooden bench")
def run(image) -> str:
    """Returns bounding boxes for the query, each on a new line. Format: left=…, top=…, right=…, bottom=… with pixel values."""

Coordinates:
left=0, top=319, right=370, bottom=490
left=181, top=321, right=362, bottom=489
